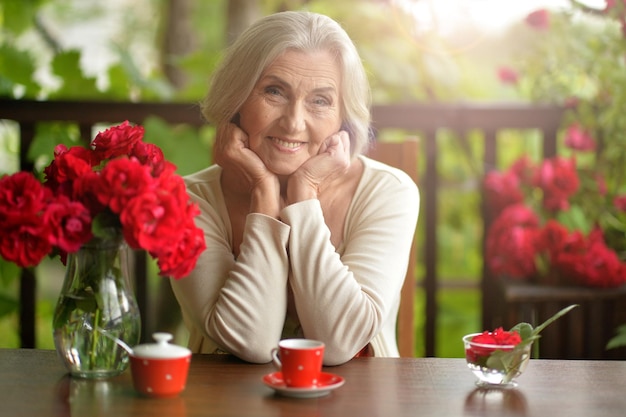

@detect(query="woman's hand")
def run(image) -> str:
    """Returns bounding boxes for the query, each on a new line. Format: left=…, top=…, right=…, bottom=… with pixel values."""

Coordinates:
left=214, top=121, right=281, bottom=216
left=286, top=130, right=351, bottom=203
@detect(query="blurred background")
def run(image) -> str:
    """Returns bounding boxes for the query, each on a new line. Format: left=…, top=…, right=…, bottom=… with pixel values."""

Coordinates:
left=0, top=0, right=618, bottom=357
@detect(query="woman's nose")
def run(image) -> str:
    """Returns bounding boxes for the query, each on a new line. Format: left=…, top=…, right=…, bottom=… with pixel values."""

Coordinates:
left=279, top=101, right=306, bottom=133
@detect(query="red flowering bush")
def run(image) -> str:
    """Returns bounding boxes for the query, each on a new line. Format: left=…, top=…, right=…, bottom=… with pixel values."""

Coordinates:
left=490, top=5, right=626, bottom=289
left=0, top=121, right=206, bottom=279
left=484, top=143, right=626, bottom=288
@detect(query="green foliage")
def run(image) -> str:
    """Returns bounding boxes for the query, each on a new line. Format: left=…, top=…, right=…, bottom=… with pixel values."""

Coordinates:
left=436, top=289, right=481, bottom=357
left=0, top=0, right=46, bottom=35
left=48, top=50, right=104, bottom=98
left=0, top=292, right=17, bottom=317
left=0, top=44, right=39, bottom=96
left=607, top=324, right=626, bottom=350
left=111, top=46, right=174, bottom=101
left=174, top=0, right=226, bottom=101
left=27, top=122, right=82, bottom=169
left=0, top=259, right=19, bottom=320
left=142, top=116, right=213, bottom=175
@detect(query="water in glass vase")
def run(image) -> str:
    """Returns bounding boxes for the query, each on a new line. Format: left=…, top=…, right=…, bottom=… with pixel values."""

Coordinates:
left=53, top=237, right=141, bottom=379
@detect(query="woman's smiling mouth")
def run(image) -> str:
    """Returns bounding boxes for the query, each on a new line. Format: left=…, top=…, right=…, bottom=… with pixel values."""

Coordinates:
left=269, top=136, right=304, bottom=150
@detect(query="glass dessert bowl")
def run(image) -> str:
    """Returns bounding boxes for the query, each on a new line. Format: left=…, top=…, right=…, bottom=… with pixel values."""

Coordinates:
left=463, top=331, right=531, bottom=388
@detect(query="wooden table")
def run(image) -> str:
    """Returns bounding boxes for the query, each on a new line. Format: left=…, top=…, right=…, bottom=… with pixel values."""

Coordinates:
left=1, top=349, right=625, bottom=417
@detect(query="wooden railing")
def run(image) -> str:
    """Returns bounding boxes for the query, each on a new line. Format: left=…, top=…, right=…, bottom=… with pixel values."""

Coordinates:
left=1, top=98, right=575, bottom=357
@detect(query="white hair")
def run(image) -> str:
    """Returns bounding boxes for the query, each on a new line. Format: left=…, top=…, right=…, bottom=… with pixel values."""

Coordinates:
left=201, top=11, right=372, bottom=157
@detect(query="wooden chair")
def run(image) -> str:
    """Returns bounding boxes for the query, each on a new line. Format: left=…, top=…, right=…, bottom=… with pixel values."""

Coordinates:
left=366, top=138, right=419, bottom=357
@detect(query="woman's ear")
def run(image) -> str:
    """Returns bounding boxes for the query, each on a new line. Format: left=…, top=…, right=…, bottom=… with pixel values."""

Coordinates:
left=231, top=113, right=241, bottom=127
left=341, top=122, right=354, bottom=142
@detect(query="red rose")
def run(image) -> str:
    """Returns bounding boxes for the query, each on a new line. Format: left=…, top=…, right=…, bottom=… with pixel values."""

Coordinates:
left=0, top=172, right=48, bottom=218
left=72, top=171, right=107, bottom=215
left=614, top=195, right=626, bottom=212
left=0, top=172, right=55, bottom=266
left=484, top=170, right=524, bottom=214
left=120, top=190, right=185, bottom=252
left=43, top=196, right=93, bottom=253
left=604, top=0, right=626, bottom=12
left=486, top=204, right=540, bottom=279
left=44, top=144, right=97, bottom=193
left=564, top=124, right=596, bottom=152
left=466, top=328, right=522, bottom=364
left=472, top=327, right=521, bottom=347
left=91, top=120, right=145, bottom=160
left=508, top=156, right=534, bottom=184
left=525, top=9, right=550, bottom=30
left=555, top=231, right=626, bottom=288
left=152, top=223, right=206, bottom=279
left=0, top=215, right=52, bottom=267
left=536, top=220, right=569, bottom=258
left=97, top=158, right=154, bottom=214
left=497, top=66, right=519, bottom=85
left=131, top=141, right=174, bottom=177
left=532, top=157, right=579, bottom=212
left=564, top=96, right=580, bottom=108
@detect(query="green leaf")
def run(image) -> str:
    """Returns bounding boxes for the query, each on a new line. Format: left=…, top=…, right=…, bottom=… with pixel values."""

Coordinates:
left=91, top=211, right=123, bottom=241
left=74, top=290, right=98, bottom=313
left=103, top=64, right=132, bottom=100
left=0, top=292, right=18, bottom=317
left=27, top=123, right=82, bottom=168
left=48, top=50, right=104, bottom=99
left=510, top=322, right=534, bottom=340
left=0, top=258, right=20, bottom=286
left=486, top=349, right=510, bottom=372
left=557, top=205, right=592, bottom=235
left=606, top=324, right=626, bottom=350
left=111, top=45, right=174, bottom=100
left=143, top=117, right=212, bottom=175
left=1, top=0, right=44, bottom=35
left=0, top=44, right=39, bottom=97
left=533, top=304, right=579, bottom=336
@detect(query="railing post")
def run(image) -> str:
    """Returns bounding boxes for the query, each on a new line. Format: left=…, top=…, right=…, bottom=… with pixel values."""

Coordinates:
left=423, top=128, right=438, bottom=357
left=18, top=122, right=37, bottom=348
left=481, top=128, right=498, bottom=331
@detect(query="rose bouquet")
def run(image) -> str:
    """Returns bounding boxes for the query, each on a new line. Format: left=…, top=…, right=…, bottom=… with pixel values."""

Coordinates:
left=464, top=304, right=577, bottom=387
left=0, top=121, right=206, bottom=279
left=0, top=121, right=206, bottom=377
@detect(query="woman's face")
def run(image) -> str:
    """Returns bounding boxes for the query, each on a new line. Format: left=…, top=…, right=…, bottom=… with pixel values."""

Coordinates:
left=238, top=49, right=343, bottom=176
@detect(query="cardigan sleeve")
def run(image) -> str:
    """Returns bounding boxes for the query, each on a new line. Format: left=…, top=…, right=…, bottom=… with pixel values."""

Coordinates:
left=171, top=173, right=291, bottom=363
left=280, top=163, right=419, bottom=365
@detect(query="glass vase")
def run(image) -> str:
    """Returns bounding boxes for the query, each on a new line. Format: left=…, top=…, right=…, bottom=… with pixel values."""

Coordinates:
left=53, top=237, right=141, bottom=379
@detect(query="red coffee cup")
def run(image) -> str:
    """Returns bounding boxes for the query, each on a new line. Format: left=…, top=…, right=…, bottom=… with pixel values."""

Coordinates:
left=271, top=339, right=325, bottom=388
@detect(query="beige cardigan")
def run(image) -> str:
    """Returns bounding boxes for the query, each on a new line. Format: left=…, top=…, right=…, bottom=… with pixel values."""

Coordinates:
left=171, top=156, right=419, bottom=365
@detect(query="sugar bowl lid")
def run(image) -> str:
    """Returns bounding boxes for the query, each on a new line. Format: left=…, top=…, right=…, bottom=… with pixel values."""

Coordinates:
left=131, top=332, right=191, bottom=359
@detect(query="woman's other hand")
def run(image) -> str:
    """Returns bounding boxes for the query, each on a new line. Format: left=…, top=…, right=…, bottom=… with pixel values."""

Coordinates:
left=215, top=121, right=281, bottom=216
left=286, top=129, right=351, bottom=203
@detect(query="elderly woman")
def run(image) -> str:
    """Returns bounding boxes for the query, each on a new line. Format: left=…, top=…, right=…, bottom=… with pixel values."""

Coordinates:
left=171, top=11, right=419, bottom=365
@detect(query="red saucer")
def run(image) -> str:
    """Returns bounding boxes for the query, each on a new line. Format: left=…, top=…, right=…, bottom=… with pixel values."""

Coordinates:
left=262, top=371, right=345, bottom=398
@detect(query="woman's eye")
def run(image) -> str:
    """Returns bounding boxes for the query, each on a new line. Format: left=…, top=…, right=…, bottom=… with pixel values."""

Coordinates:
left=312, top=96, right=330, bottom=106
left=265, top=86, right=282, bottom=96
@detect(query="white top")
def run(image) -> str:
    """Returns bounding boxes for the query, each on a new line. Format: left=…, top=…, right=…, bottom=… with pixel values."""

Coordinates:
left=171, top=155, right=420, bottom=365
